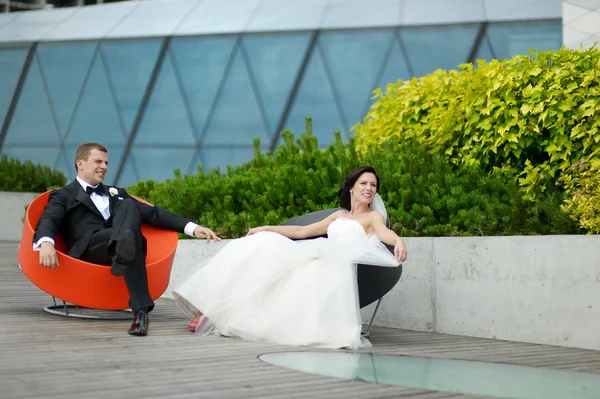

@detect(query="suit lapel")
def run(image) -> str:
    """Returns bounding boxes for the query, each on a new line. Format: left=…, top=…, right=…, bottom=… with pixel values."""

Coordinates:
left=65, top=179, right=104, bottom=219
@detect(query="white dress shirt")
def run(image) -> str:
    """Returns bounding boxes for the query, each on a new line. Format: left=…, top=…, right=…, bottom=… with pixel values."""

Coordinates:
left=33, top=177, right=199, bottom=250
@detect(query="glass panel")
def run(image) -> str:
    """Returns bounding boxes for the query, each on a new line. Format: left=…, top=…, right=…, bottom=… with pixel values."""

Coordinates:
left=0, top=8, right=76, bottom=43
left=242, top=33, right=310, bottom=134
left=202, top=48, right=269, bottom=146
left=321, top=1, right=401, bottom=30
left=174, top=0, right=260, bottom=36
left=106, top=0, right=197, bottom=39
left=0, top=12, right=18, bottom=30
left=484, top=0, right=562, bottom=21
left=66, top=54, right=125, bottom=146
left=201, top=147, right=255, bottom=173
left=170, top=36, right=236, bottom=136
left=245, top=0, right=326, bottom=32
left=259, top=352, right=600, bottom=399
left=117, top=155, right=140, bottom=188
left=54, top=150, right=75, bottom=182
left=401, top=25, right=479, bottom=77
left=1, top=147, right=60, bottom=170
left=376, top=36, right=412, bottom=92
left=284, top=50, right=345, bottom=146
left=4, top=58, right=61, bottom=146
left=402, top=0, right=485, bottom=26
left=0, top=47, right=28, bottom=125
left=188, top=151, right=203, bottom=174
left=36, top=42, right=97, bottom=135
left=474, top=35, right=495, bottom=63
left=131, top=148, right=196, bottom=182
left=320, top=30, right=394, bottom=128
left=101, top=39, right=162, bottom=133
left=487, top=22, right=563, bottom=60
left=134, top=53, right=196, bottom=146
left=43, top=2, right=137, bottom=41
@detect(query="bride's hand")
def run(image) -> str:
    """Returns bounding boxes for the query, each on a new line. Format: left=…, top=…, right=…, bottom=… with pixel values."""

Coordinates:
left=394, top=240, right=407, bottom=263
left=246, top=226, right=268, bottom=236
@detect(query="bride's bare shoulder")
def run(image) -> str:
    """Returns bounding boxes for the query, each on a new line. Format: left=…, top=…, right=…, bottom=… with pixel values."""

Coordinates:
left=330, top=210, right=348, bottom=220
left=369, top=210, right=386, bottom=223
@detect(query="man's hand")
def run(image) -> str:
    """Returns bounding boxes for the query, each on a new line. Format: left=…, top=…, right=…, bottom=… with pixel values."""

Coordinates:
left=394, top=240, right=408, bottom=263
left=39, top=241, right=59, bottom=270
left=193, top=226, right=221, bottom=243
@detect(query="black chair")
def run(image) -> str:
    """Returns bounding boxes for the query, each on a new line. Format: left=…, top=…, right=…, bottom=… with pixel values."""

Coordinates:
left=279, top=208, right=403, bottom=337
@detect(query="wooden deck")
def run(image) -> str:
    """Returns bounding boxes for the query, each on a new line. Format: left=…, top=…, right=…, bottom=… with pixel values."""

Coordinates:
left=2, top=240, right=600, bottom=399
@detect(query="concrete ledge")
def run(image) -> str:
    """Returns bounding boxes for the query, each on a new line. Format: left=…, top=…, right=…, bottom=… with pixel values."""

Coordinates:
left=0, top=191, right=39, bottom=241
left=167, top=235, right=600, bottom=351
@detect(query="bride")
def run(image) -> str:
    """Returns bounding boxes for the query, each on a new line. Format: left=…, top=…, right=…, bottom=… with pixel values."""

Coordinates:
left=173, top=166, right=408, bottom=349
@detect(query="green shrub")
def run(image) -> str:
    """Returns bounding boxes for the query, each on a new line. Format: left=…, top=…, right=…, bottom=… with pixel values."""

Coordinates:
left=352, top=46, right=600, bottom=204
left=128, top=120, right=581, bottom=238
left=0, top=154, right=67, bottom=192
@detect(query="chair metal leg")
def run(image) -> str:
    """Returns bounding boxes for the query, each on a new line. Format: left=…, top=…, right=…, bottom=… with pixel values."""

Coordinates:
left=362, top=298, right=383, bottom=338
left=44, top=296, right=133, bottom=320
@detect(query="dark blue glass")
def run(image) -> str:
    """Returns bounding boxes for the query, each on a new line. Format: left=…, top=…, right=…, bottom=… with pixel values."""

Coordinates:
left=134, top=53, right=196, bottom=146
left=202, top=48, right=269, bottom=146
left=242, top=33, right=310, bottom=134
left=376, top=36, right=412, bottom=93
left=54, top=150, right=75, bottom=182
left=0, top=46, right=28, bottom=127
left=4, top=58, right=61, bottom=145
left=200, top=147, right=256, bottom=173
left=102, top=39, right=162, bottom=133
left=284, top=50, right=345, bottom=146
left=487, top=21, right=562, bottom=60
left=130, top=148, right=196, bottom=182
left=114, top=151, right=140, bottom=188
left=36, top=42, right=97, bottom=135
left=170, top=36, right=236, bottom=137
left=401, top=25, right=479, bottom=77
left=319, top=30, right=394, bottom=128
left=474, top=35, right=495, bottom=64
left=65, top=54, right=126, bottom=146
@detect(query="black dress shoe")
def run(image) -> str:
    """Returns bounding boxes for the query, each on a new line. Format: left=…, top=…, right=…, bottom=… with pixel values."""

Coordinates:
left=128, top=310, right=149, bottom=336
left=111, top=230, right=135, bottom=276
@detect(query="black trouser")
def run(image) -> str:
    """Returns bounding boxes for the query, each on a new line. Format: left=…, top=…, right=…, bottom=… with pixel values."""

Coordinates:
left=80, top=198, right=153, bottom=313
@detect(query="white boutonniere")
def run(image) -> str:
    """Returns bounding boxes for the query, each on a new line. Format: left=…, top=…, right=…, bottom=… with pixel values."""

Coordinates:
left=108, top=187, right=118, bottom=197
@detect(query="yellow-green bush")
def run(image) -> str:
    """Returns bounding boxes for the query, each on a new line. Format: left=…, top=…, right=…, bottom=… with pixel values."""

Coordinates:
left=353, top=47, right=600, bottom=205
left=560, top=159, right=600, bottom=234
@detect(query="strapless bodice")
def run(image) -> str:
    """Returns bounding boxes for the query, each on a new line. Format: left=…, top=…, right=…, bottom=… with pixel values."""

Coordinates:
left=326, top=218, right=369, bottom=242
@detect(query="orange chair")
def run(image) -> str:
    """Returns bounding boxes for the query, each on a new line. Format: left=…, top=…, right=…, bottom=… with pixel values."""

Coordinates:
left=18, top=191, right=178, bottom=317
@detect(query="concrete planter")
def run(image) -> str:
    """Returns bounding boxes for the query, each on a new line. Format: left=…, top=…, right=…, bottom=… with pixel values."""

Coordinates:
left=0, top=191, right=39, bottom=241
left=168, top=235, right=600, bottom=351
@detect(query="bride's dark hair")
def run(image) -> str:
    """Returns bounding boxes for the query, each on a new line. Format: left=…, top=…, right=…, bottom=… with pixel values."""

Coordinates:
left=338, top=166, right=380, bottom=211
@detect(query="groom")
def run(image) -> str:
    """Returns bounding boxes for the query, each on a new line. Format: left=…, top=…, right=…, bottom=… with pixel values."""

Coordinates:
left=34, top=142, right=220, bottom=336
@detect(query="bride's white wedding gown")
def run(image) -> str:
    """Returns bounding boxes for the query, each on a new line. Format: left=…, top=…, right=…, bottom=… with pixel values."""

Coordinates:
left=173, top=218, right=400, bottom=349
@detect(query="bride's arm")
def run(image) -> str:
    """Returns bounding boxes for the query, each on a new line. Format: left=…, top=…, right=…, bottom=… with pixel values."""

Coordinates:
left=246, top=211, right=343, bottom=239
left=371, top=212, right=408, bottom=262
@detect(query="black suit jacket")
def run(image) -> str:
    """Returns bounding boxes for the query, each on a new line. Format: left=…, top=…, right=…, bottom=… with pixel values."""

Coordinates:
left=33, top=179, right=190, bottom=258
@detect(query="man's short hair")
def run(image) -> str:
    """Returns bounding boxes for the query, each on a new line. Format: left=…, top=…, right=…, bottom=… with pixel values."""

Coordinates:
left=74, top=142, right=108, bottom=172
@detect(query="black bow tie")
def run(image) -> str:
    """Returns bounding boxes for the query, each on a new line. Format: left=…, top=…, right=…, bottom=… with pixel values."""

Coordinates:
left=86, top=184, right=106, bottom=196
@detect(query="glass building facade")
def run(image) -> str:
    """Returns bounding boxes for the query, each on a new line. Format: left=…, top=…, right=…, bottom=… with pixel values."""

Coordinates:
left=0, top=0, right=563, bottom=187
